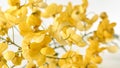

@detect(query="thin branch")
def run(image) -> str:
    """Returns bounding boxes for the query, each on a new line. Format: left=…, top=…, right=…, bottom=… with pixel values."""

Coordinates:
left=54, top=45, right=67, bottom=52
left=12, top=27, right=15, bottom=43
left=14, top=26, right=19, bottom=32
left=10, top=41, right=21, bottom=48
left=46, top=56, right=67, bottom=60
left=82, top=31, right=93, bottom=38
left=0, top=37, right=21, bottom=48
left=83, top=23, right=87, bottom=36
left=11, top=65, right=15, bottom=68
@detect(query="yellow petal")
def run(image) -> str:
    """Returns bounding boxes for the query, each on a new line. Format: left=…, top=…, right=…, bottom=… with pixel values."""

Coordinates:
left=41, top=3, right=62, bottom=18
left=3, top=51, right=15, bottom=60
left=71, top=34, right=86, bottom=47
left=87, top=63, right=97, bottom=68
left=49, top=63, right=57, bottom=68
left=36, top=55, right=46, bottom=66
left=40, top=46, right=55, bottom=56
left=91, top=56, right=102, bottom=64
left=26, top=14, right=41, bottom=27
left=18, top=22, right=33, bottom=36
left=89, top=14, right=98, bottom=24
left=26, top=62, right=36, bottom=68
left=100, top=12, right=108, bottom=19
left=12, top=56, right=23, bottom=65
left=7, top=0, right=20, bottom=6
left=38, top=2, right=48, bottom=8
left=107, top=45, right=118, bottom=53
left=103, top=30, right=113, bottom=39
left=0, top=43, right=8, bottom=54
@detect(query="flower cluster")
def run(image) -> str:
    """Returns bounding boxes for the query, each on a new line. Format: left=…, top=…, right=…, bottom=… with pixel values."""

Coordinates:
left=0, top=0, right=119, bottom=68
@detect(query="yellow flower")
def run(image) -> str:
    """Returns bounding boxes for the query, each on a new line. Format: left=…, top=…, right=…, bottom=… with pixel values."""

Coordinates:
left=70, top=33, right=86, bottom=47
left=65, top=2, right=73, bottom=15
left=28, top=42, right=46, bottom=59
left=65, top=27, right=86, bottom=47
left=96, top=17, right=116, bottom=41
left=21, top=31, right=51, bottom=62
left=18, top=22, right=33, bottom=36
left=26, top=14, right=41, bottom=27
left=91, top=55, right=102, bottom=64
left=100, top=12, right=108, bottom=19
left=7, top=0, right=20, bottom=6
left=40, top=46, right=55, bottom=56
left=59, top=51, right=83, bottom=67
left=0, top=0, right=118, bottom=67
left=0, top=61, right=5, bottom=68
left=0, top=22, right=9, bottom=36
left=82, top=0, right=88, bottom=9
left=5, top=6, right=18, bottom=16
left=56, top=12, right=75, bottom=26
left=16, top=6, right=28, bottom=18
left=71, top=5, right=98, bottom=31
left=48, top=25, right=67, bottom=45
left=12, top=55, right=23, bottom=65
left=41, top=3, right=63, bottom=18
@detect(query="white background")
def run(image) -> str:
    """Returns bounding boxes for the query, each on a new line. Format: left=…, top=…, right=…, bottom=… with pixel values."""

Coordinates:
left=0, top=0, right=120, bottom=68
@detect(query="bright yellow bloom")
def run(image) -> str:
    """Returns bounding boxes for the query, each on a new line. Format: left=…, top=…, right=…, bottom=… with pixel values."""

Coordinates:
left=21, top=31, right=51, bottom=63
left=95, top=17, right=116, bottom=42
left=0, top=0, right=118, bottom=67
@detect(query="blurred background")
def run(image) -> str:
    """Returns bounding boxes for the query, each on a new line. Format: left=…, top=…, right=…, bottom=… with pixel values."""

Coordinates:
left=0, top=0, right=120, bottom=68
